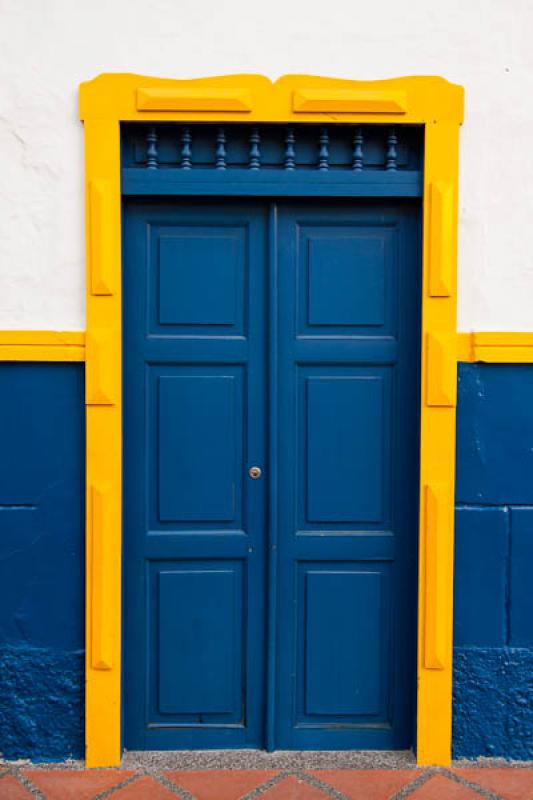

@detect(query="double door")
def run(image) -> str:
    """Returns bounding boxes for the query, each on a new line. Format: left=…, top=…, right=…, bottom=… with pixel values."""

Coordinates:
left=123, top=198, right=421, bottom=750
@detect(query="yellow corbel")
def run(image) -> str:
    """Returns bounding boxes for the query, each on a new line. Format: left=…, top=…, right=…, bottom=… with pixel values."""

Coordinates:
left=426, top=332, right=457, bottom=407
left=429, top=182, right=454, bottom=297
left=424, top=484, right=451, bottom=670
left=89, top=484, right=113, bottom=670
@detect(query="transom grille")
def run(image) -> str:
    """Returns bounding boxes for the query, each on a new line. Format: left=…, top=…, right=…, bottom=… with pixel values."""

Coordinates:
left=121, top=123, right=423, bottom=197
left=122, top=123, right=422, bottom=172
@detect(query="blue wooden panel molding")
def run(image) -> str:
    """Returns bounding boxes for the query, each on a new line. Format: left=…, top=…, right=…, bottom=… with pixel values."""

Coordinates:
left=0, top=363, right=85, bottom=761
left=158, top=230, right=243, bottom=329
left=156, top=565, right=242, bottom=718
left=149, top=223, right=246, bottom=338
left=306, top=374, right=386, bottom=523
left=306, top=231, right=390, bottom=329
left=304, top=568, right=386, bottom=718
left=453, top=362, right=533, bottom=760
left=122, top=169, right=422, bottom=198
left=158, top=374, right=238, bottom=522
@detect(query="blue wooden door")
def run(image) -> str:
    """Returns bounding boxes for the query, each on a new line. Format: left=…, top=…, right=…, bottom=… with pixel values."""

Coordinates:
left=124, top=200, right=268, bottom=749
left=273, top=201, right=420, bottom=749
left=124, top=198, right=420, bottom=750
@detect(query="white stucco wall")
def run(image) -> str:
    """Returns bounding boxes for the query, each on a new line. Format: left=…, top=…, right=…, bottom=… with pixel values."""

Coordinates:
left=0, top=0, right=532, bottom=331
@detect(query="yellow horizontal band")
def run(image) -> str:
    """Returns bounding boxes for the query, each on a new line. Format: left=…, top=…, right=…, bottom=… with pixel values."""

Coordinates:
left=457, top=332, right=533, bottom=363
left=0, top=331, right=85, bottom=361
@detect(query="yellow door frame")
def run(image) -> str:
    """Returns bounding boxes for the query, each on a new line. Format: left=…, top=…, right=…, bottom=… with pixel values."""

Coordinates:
left=79, top=72, right=464, bottom=768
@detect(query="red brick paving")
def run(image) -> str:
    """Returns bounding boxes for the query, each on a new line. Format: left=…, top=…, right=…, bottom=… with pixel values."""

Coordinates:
left=0, top=767, right=530, bottom=800
left=456, top=769, right=533, bottom=800
left=259, top=775, right=331, bottom=799
left=0, top=775, right=34, bottom=800
left=107, top=775, right=182, bottom=799
left=408, top=775, right=483, bottom=799
left=310, top=769, right=418, bottom=799
left=22, top=769, right=134, bottom=800
left=166, top=769, right=279, bottom=799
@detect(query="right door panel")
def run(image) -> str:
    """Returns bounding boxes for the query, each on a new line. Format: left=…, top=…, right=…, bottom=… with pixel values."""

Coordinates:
left=275, top=200, right=421, bottom=749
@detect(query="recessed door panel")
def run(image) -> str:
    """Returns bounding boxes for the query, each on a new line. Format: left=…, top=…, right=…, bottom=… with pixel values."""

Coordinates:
left=150, top=225, right=247, bottom=336
left=307, top=234, right=386, bottom=327
left=298, top=225, right=397, bottom=337
left=306, top=373, right=387, bottom=524
left=157, top=373, right=240, bottom=523
left=154, top=563, right=243, bottom=720
left=302, top=566, right=388, bottom=719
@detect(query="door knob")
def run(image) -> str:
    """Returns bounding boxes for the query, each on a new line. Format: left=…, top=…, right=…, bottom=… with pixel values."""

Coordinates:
left=248, top=466, right=262, bottom=479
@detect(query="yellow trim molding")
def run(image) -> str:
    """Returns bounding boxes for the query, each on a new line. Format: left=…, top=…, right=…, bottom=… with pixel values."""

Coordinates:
left=136, top=86, right=254, bottom=112
left=0, top=331, right=85, bottom=361
left=80, top=72, right=464, bottom=768
left=457, top=332, right=533, bottom=363
left=291, top=88, right=407, bottom=114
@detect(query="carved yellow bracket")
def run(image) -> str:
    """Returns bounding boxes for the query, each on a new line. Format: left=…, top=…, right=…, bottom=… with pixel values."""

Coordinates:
left=426, top=332, right=457, bottom=407
left=85, top=329, right=116, bottom=406
left=89, top=180, right=115, bottom=295
left=429, top=182, right=454, bottom=297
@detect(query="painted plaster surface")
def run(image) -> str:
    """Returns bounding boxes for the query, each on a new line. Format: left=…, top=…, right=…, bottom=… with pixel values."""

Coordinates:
left=453, top=649, right=533, bottom=760
left=456, top=364, right=533, bottom=505
left=0, top=644, right=84, bottom=761
left=1, top=0, right=533, bottom=330
left=453, top=363, right=533, bottom=759
left=0, top=364, right=85, bottom=761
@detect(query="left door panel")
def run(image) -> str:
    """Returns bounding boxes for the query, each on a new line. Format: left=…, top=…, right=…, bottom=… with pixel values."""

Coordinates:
left=123, top=200, right=268, bottom=749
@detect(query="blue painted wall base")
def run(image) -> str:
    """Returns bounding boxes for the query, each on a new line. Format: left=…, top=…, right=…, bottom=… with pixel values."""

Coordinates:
left=3, top=359, right=533, bottom=761
left=453, top=648, right=533, bottom=760
left=453, top=363, right=533, bottom=760
left=0, top=644, right=84, bottom=761
left=0, top=363, right=85, bottom=762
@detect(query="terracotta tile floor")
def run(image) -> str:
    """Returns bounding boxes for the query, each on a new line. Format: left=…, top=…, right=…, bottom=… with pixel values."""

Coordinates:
left=1, top=767, right=532, bottom=800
